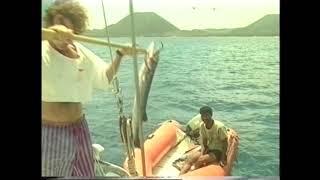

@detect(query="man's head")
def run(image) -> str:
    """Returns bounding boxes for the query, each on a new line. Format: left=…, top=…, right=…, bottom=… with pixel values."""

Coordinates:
left=44, top=0, right=88, bottom=34
left=199, top=106, right=213, bottom=125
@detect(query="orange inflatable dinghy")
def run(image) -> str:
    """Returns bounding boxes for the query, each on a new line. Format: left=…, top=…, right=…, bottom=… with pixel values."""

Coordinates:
left=124, top=120, right=239, bottom=176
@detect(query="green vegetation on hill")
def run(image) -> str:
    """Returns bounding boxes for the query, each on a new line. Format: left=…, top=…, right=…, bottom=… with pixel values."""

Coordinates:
left=228, top=14, right=279, bottom=36
left=84, top=13, right=279, bottom=37
left=84, top=12, right=179, bottom=37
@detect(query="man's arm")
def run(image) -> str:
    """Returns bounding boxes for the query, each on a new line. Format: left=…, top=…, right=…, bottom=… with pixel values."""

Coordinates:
left=219, top=127, right=228, bottom=166
left=220, top=138, right=228, bottom=163
left=199, top=124, right=208, bottom=155
left=105, top=50, right=123, bottom=82
left=201, top=138, right=208, bottom=155
left=106, top=48, right=136, bottom=82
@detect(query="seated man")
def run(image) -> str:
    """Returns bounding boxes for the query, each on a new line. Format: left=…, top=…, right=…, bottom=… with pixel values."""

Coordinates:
left=179, top=106, right=228, bottom=175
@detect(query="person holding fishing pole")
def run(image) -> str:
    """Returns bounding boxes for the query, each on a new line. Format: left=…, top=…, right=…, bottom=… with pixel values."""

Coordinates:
left=41, top=0, right=136, bottom=177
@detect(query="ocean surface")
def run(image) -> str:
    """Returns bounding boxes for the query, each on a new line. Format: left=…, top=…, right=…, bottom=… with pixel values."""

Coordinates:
left=82, top=36, right=279, bottom=176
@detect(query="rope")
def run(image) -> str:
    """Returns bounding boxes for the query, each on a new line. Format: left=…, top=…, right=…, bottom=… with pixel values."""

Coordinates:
left=128, top=158, right=138, bottom=176
left=100, top=0, right=113, bottom=64
left=100, top=0, right=123, bottom=104
left=100, top=0, right=125, bottom=144
left=98, top=0, right=133, bottom=176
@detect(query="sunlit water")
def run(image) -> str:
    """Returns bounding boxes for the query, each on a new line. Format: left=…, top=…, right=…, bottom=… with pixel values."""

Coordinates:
left=82, top=36, right=279, bottom=176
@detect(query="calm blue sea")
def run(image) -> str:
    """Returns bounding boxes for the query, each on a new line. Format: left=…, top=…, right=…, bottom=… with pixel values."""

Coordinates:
left=82, top=36, right=279, bottom=176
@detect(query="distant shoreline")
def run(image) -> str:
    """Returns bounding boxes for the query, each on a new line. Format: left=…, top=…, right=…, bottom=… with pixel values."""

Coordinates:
left=84, top=13, right=279, bottom=37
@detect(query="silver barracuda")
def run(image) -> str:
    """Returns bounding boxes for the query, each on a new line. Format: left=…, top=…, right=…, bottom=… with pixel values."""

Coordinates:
left=132, top=42, right=163, bottom=147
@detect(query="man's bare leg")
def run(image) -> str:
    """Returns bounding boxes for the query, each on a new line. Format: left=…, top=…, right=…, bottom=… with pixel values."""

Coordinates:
left=194, top=154, right=217, bottom=169
left=179, top=151, right=202, bottom=175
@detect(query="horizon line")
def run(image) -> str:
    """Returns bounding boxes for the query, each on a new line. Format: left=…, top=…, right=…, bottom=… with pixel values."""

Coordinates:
left=87, top=12, right=279, bottom=31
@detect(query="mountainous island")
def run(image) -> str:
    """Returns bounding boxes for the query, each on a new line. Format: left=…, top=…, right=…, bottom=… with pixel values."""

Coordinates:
left=84, top=12, right=279, bottom=37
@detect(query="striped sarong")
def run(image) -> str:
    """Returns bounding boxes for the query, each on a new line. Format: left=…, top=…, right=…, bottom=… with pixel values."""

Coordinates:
left=41, top=116, right=95, bottom=177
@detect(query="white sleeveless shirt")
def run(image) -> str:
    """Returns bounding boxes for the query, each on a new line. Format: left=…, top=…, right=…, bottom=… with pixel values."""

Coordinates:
left=42, top=40, right=112, bottom=103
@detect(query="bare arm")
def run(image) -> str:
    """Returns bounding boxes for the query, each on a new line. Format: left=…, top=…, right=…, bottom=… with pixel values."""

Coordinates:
left=219, top=126, right=228, bottom=165
left=106, top=51, right=123, bottom=82
left=200, top=124, right=209, bottom=155
left=220, top=138, right=228, bottom=163
left=201, top=137, right=208, bottom=155
left=105, top=48, right=136, bottom=82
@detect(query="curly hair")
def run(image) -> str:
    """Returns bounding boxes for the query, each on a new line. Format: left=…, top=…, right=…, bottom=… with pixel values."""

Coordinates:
left=44, top=0, right=88, bottom=34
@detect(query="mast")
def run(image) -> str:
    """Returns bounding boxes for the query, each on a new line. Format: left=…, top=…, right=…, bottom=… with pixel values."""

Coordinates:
left=128, top=0, right=147, bottom=177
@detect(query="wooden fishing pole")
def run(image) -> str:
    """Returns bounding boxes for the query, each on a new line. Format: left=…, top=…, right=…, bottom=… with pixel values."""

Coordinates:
left=42, top=28, right=148, bottom=54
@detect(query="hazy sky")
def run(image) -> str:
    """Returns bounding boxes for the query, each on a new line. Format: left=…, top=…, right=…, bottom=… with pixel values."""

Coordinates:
left=43, top=0, right=279, bottom=30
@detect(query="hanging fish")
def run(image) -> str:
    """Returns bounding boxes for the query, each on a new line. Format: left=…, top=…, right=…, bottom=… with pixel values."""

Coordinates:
left=132, top=41, right=163, bottom=147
